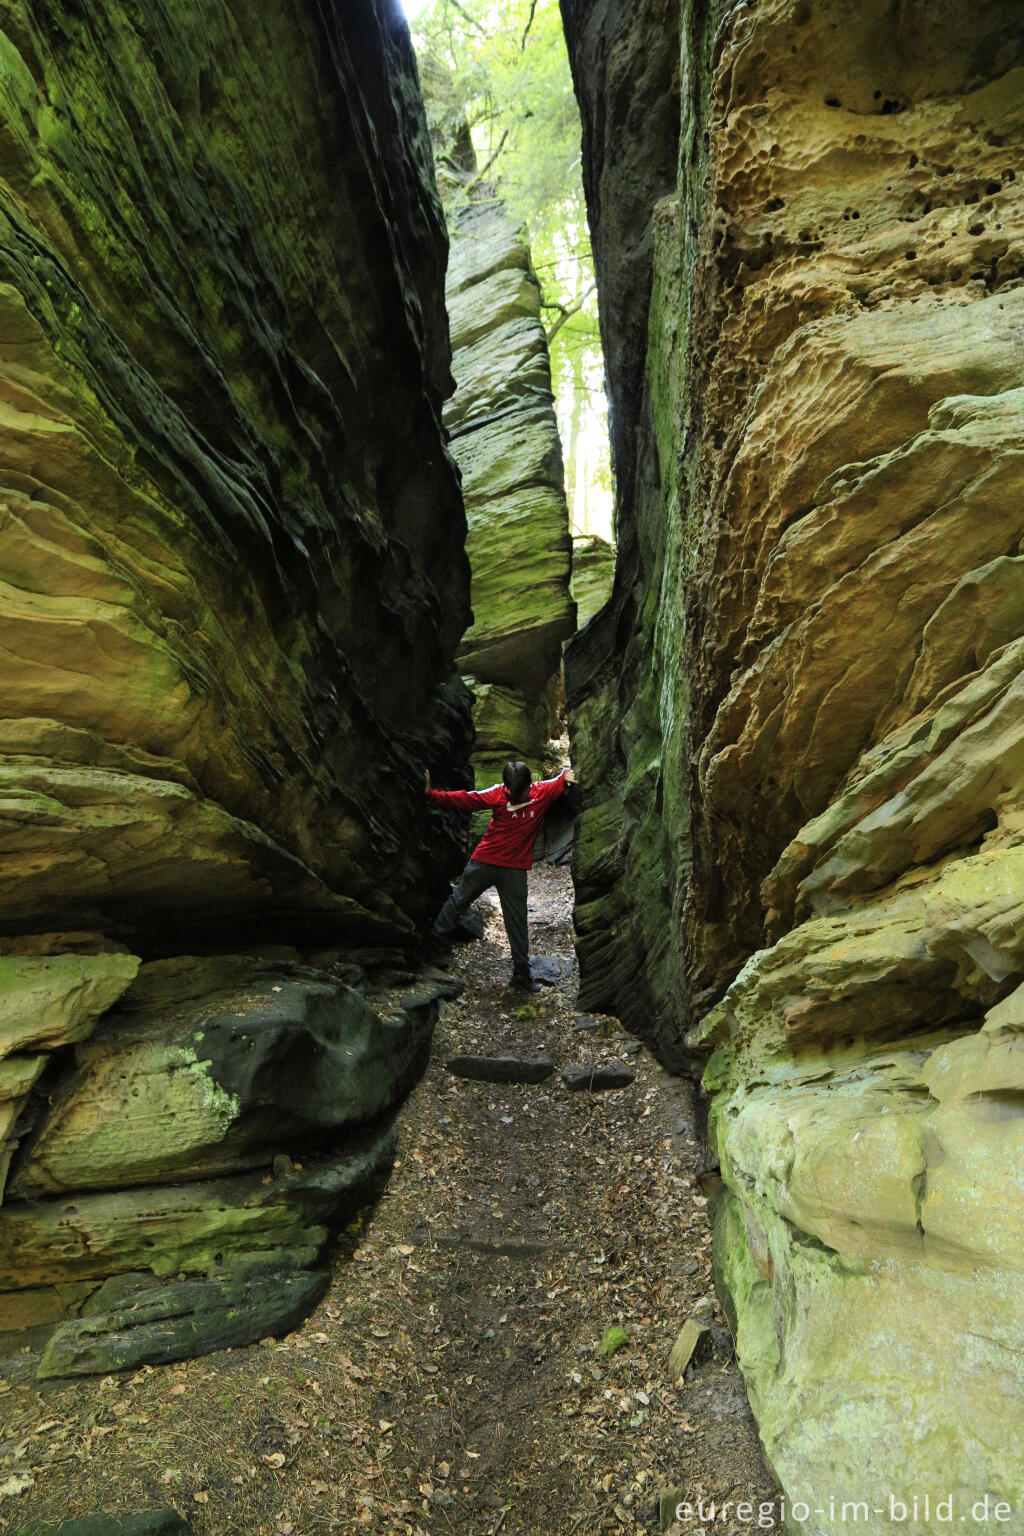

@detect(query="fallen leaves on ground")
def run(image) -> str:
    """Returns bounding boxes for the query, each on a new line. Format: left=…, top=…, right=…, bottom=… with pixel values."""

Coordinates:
left=0, top=865, right=779, bottom=1534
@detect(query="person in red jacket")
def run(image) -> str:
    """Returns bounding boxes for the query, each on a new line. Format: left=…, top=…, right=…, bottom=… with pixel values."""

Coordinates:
left=425, top=759, right=574, bottom=992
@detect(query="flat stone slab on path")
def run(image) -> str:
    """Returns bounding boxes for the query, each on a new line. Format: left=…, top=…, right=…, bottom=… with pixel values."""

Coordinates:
left=447, top=1054, right=555, bottom=1084
left=572, top=1014, right=601, bottom=1032
left=430, top=1230, right=553, bottom=1258
left=562, top=1063, right=636, bottom=1092
left=530, top=954, right=575, bottom=985
left=13, top=1514, right=189, bottom=1536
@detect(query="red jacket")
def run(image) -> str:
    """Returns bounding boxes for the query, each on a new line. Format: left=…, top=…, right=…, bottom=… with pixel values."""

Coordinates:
left=427, top=771, right=568, bottom=869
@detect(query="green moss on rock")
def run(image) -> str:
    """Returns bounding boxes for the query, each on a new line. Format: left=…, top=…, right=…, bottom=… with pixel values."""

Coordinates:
left=0, top=0, right=473, bottom=947
left=445, top=201, right=574, bottom=777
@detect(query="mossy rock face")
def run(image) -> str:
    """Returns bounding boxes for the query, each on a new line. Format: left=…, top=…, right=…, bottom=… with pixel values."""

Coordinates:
left=563, top=0, right=1024, bottom=1520
left=0, top=954, right=140, bottom=1198
left=0, top=961, right=448, bottom=1367
left=10, top=960, right=435, bottom=1196
left=0, top=0, right=472, bottom=949
left=467, top=677, right=557, bottom=788
left=2, top=1125, right=400, bottom=1373
left=0, top=0, right=474, bottom=1371
left=0, top=1128, right=397, bottom=1297
left=571, top=536, right=615, bottom=630
left=445, top=201, right=574, bottom=779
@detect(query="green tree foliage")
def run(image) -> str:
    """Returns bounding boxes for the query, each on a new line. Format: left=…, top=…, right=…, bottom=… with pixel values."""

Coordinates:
left=409, top=0, right=612, bottom=539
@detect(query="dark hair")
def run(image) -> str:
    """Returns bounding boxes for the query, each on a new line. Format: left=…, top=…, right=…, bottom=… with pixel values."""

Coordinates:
left=502, top=760, right=531, bottom=801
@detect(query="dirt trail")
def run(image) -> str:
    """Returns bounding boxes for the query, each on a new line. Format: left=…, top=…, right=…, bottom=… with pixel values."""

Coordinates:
left=1, top=866, right=778, bottom=1535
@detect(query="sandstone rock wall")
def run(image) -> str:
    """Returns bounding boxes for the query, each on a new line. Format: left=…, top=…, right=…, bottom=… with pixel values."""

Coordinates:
left=0, top=0, right=472, bottom=952
left=0, top=0, right=471, bottom=1367
left=563, top=0, right=1024, bottom=1521
left=446, top=200, right=575, bottom=784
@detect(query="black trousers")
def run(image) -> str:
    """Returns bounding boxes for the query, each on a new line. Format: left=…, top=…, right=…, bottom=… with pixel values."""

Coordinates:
left=434, top=860, right=529, bottom=973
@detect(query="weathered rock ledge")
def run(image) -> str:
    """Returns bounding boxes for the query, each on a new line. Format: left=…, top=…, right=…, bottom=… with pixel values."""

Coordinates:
left=1, top=951, right=447, bottom=1372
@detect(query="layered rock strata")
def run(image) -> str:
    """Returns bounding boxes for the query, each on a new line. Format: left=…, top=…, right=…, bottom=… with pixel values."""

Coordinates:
left=1, top=953, right=442, bottom=1372
left=563, top=0, right=1024, bottom=1521
left=0, top=0, right=471, bottom=951
left=0, top=0, right=472, bottom=1364
left=445, top=200, right=575, bottom=784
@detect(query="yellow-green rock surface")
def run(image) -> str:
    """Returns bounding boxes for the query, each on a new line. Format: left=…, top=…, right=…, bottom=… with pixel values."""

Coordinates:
left=563, top=0, right=1024, bottom=1524
left=446, top=201, right=575, bottom=774
left=0, top=954, right=139, bottom=1060
left=10, top=958, right=431, bottom=1196
left=0, top=953, right=139, bottom=1198
left=0, top=0, right=472, bottom=949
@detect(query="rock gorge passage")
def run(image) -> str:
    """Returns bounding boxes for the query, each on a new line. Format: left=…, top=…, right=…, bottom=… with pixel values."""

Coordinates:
left=0, top=0, right=1020, bottom=1528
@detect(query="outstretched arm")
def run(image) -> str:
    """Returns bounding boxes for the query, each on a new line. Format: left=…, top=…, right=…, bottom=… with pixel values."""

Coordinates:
left=534, top=767, right=574, bottom=804
left=425, top=775, right=505, bottom=812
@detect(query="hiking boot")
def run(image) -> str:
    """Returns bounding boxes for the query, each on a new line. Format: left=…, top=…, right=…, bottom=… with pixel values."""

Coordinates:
left=510, top=968, right=541, bottom=994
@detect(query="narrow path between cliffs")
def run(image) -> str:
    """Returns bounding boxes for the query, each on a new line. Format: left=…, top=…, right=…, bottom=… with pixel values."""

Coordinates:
left=4, top=868, right=779, bottom=1536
